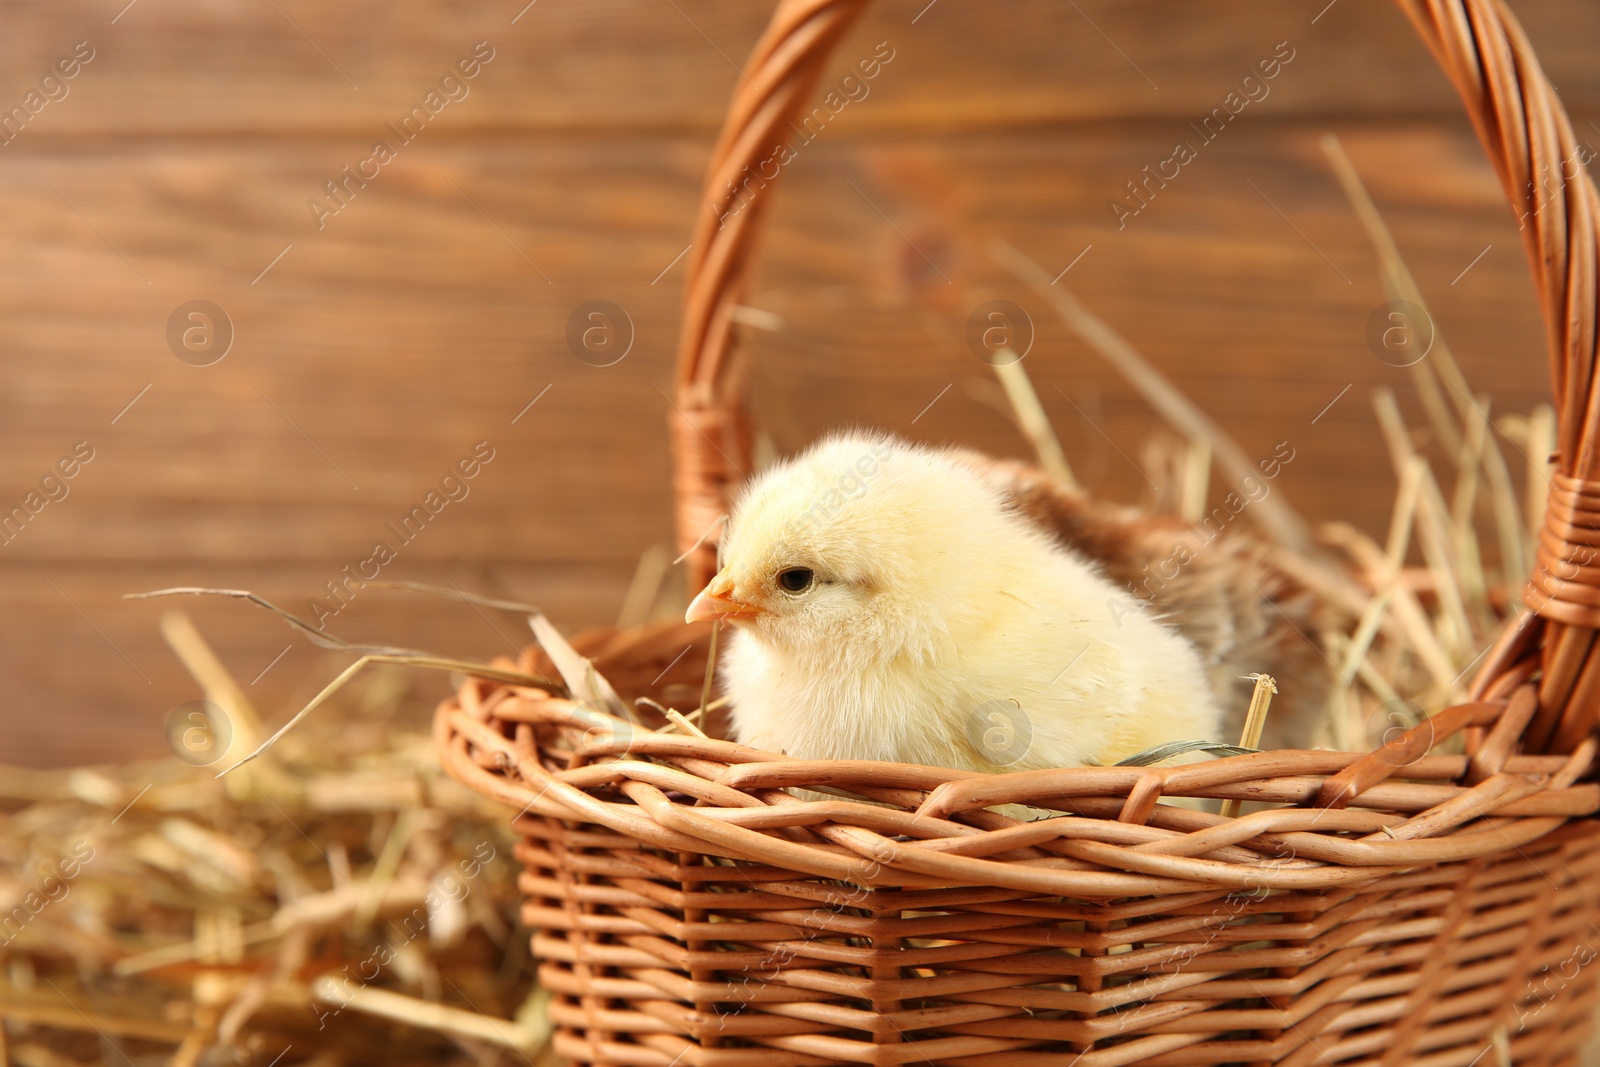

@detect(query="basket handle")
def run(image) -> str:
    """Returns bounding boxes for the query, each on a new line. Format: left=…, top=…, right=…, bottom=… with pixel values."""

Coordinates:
left=671, top=0, right=1600, bottom=754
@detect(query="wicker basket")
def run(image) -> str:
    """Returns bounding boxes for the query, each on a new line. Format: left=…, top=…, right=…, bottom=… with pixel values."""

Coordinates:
left=437, top=2, right=1600, bottom=1063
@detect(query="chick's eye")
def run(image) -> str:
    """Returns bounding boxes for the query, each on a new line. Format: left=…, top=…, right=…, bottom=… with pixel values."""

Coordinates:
left=776, top=567, right=814, bottom=593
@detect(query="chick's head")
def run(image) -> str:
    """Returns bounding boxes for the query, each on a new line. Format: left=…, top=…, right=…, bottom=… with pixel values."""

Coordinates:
left=686, top=432, right=1009, bottom=662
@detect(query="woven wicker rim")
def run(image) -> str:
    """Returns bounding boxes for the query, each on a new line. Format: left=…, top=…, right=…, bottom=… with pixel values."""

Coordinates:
left=437, top=655, right=1600, bottom=892
left=667, top=0, right=1600, bottom=754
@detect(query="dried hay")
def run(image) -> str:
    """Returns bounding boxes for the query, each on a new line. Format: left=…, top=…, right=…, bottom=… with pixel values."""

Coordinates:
left=0, top=611, right=545, bottom=1067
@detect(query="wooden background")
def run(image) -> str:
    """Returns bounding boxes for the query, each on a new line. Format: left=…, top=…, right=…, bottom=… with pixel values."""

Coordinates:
left=2, top=0, right=1596, bottom=767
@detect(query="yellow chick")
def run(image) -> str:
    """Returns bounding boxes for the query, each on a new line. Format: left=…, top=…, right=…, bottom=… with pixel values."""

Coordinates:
left=685, top=431, right=1224, bottom=772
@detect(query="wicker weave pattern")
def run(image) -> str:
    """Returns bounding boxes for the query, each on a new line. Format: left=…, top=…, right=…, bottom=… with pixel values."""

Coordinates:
left=438, top=1, right=1600, bottom=1062
left=437, top=653, right=1600, bottom=1065
left=523, top=836, right=1600, bottom=1067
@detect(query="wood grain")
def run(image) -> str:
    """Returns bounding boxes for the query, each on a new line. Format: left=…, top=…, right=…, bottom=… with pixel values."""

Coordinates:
left=0, top=1, right=1596, bottom=135
left=2, top=0, right=1594, bottom=766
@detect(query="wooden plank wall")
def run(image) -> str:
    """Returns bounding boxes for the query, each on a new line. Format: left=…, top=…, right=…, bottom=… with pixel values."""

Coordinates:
left=2, top=0, right=1596, bottom=766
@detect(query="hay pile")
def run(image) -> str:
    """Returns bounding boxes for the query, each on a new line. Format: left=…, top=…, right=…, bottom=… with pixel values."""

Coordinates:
left=0, top=613, right=544, bottom=1067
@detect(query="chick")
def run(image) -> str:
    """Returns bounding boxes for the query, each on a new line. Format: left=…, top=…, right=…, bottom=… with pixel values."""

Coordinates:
left=685, top=431, right=1224, bottom=772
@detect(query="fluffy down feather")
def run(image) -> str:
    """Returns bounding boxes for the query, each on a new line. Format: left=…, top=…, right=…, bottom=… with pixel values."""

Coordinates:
left=686, top=431, right=1225, bottom=772
left=953, top=450, right=1331, bottom=751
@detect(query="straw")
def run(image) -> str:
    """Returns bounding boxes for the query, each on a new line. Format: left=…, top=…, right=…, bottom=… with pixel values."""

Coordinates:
left=989, top=237, right=1316, bottom=554
left=1219, top=674, right=1278, bottom=819
left=699, top=619, right=721, bottom=719
left=1322, top=133, right=1529, bottom=596
left=1336, top=456, right=1424, bottom=689
left=310, top=979, right=548, bottom=1052
left=1371, top=389, right=1476, bottom=653
left=1179, top=438, right=1211, bottom=524
left=159, top=611, right=264, bottom=758
left=1322, top=134, right=1465, bottom=456
left=617, top=544, right=674, bottom=627
left=990, top=350, right=1076, bottom=487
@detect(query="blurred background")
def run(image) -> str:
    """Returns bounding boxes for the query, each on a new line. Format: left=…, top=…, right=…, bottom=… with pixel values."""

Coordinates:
left=1, top=0, right=1595, bottom=768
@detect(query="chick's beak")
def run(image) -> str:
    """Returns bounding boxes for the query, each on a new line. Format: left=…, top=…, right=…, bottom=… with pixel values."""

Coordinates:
left=686, top=571, right=765, bottom=624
